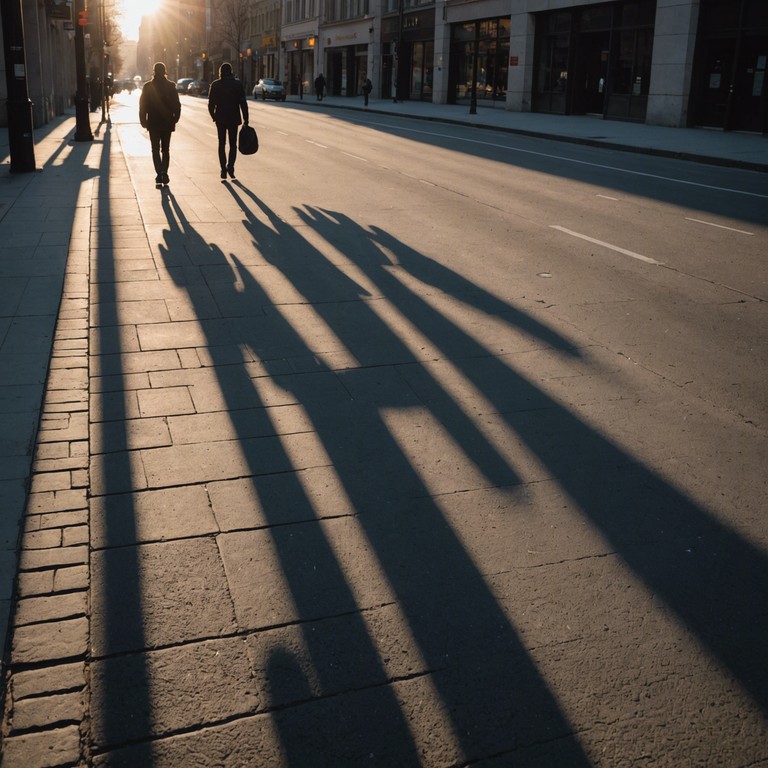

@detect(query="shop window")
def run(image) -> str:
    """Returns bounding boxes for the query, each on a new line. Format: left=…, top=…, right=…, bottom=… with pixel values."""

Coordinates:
left=450, top=19, right=510, bottom=104
left=618, top=0, right=655, bottom=28
left=548, top=10, right=572, bottom=34
left=607, top=27, right=652, bottom=118
left=703, top=0, right=742, bottom=33
left=534, top=31, right=570, bottom=113
left=746, top=0, right=768, bottom=27
left=581, top=5, right=613, bottom=31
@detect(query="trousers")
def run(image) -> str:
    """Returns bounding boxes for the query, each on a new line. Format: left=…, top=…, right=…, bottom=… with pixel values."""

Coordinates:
left=149, top=130, right=172, bottom=174
left=217, top=123, right=238, bottom=170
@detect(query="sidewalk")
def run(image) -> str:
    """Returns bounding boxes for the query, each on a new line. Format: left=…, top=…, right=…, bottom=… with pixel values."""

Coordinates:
left=0, top=108, right=98, bottom=646
left=0, top=101, right=766, bottom=764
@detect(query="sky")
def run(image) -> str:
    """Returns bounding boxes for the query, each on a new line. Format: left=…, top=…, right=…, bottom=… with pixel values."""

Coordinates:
left=118, top=0, right=162, bottom=42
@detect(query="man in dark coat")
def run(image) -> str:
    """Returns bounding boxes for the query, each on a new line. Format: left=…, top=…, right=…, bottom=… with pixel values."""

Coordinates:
left=314, top=73, right=326, bottom=101
left=139, top=62, right=181, bottom=184
left=208, top=62, right=249, bottom=180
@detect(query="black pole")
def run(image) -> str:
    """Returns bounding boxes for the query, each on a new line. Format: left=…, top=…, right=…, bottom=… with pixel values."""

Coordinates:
left=1, top=0, right=36, bottom=172
left=100, top=0, right=107, bottom=124
left=299, top=40, right=303, bottom=100
left=393, top=0, right=404, bottom=102
left=73, top=0, right=93, bottom=141
left=469, top=21, right=479, bottom=115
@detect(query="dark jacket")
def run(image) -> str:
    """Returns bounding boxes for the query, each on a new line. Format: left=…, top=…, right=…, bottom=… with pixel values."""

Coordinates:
left=208, top=74, right=249, bottom=127
left=139, top=75, right=181, bottom=133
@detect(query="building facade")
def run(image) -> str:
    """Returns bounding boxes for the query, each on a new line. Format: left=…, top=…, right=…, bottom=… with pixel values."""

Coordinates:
left=132, top=0, right=766, bottom=131
left=281, top=0, right=768, bottom=131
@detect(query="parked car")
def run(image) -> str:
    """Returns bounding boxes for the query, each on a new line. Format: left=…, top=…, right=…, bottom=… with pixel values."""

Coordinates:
left=253, top=78, right=286, bottom=101
left=187, top=80, right=209, bottom=97
left=176, top=77, right=193, bottom=93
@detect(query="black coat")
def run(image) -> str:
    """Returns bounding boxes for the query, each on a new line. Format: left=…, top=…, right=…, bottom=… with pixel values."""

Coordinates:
left=208, top=74, right=249, bottom=127
left=139, top=76, right=181, bottom=133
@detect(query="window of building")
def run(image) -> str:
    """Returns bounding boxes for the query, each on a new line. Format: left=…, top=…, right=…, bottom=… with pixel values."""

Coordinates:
left=533, top=0, right=655, bottom=120
left=450, top=18, right=510, bottom=104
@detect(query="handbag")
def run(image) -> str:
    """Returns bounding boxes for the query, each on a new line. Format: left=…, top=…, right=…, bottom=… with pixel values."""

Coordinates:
left=238, top=124, right=258, bottom=155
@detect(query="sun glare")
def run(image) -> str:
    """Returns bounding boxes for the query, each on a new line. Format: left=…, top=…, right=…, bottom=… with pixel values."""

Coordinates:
left=119, top=0, right=163, bottom=41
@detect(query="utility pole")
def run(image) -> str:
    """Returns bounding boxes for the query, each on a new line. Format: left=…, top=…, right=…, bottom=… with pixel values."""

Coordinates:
left=393, top=0, right=404, bottom=102
left=469, top=21, right=479, bottom=115
left=99, top=0, right=107, bottom=123
left=1, top=0, right=37, bottom=172
left=73, top=0, right=93, bottom=141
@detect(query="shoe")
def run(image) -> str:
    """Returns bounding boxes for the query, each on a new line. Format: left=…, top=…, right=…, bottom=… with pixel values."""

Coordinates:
left=227, top=166, right=235, bottom=179
left=155, top=173, right=162, bottom=184
left=162, top=173, right=169, bottom=185
left=220, top=169, right=227, bottom=180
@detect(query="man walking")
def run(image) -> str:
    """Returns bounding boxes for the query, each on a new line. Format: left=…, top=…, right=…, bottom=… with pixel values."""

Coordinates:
left=314, top=73, right=326, bottom=101
left=139, top=62, right=181, bottom=185
left=208, top=62, right=249, bottom=180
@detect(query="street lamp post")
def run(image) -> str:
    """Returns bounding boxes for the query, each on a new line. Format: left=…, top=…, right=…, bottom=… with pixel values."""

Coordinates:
left=99, top=0, right=108, bottom=123
left=298, top=39, right=303, bottom=100
left=73, top=0, right=94, bottom=141
left=393, top=0, right=404, bottom=102
left=469, top=21, right=479, bottom=115
left=1, top=0, right=37, bottom=171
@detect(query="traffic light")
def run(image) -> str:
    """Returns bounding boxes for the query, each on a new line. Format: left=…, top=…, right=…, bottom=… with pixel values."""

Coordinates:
left=78, top=9, right=88, bottom=26
left=201, top=52, right=206, bottom=60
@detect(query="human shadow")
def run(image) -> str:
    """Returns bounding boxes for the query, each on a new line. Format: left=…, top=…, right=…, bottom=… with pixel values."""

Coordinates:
left=214, top=183, right=593, bottom=763
left=292, top=204, right=768, bottom=717
left=157, top=191, right=425, bottom=765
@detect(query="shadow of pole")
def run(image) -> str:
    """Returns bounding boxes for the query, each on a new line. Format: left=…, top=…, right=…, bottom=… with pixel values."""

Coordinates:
left=89, top=123, right=153, bottom=760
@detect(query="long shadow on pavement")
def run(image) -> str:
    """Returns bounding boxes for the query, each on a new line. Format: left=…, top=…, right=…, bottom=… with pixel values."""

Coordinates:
left=87, top=123, right=154, bottom=760
left=205, top=183, right=593, bottom=764
left=290, top=203, right=768, bottom=718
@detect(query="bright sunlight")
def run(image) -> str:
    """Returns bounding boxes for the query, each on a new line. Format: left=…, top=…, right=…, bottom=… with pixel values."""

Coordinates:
left=119, top=0, right=163, bottom=41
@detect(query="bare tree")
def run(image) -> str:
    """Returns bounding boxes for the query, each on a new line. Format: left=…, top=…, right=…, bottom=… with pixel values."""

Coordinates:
left=103, top=13, right=125, bottom=82
left=215, top=0, right=250, bottom=66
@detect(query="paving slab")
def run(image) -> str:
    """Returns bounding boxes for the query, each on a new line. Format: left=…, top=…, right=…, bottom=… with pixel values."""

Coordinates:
left=90, top=484, right=218, bottom=548
left=90, top=536, right=237, bottom=655
left=90, top=637, right=259, bottom=750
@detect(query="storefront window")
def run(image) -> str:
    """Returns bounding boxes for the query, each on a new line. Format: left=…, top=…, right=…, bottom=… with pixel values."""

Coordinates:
left=410, top=40, right=434, bottom=99
left=581, top=5, right=612, bottom=31
left=692, top=0, right=768, bottom=131
left=618, top=1, right=655, bottom=27
left=534, top=31, right=570, bottom=113
left=450, top=18, right=510, bottom=104
left=613, top=30, right=635, bottom=94
left=534, top=0, right=654, bottom=121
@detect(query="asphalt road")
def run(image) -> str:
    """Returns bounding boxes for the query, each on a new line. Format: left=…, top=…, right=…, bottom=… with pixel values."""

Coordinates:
left=97, top=92, right=768, bottom=765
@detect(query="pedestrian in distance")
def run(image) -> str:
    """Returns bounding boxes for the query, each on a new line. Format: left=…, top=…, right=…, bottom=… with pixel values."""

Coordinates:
left=139, top=62, right=181, bottom=186
left=314, top=73, right=326, bottom=101
left=208, top=62, right=250, bottom=180
left=362, top=76, right=373, bottom=107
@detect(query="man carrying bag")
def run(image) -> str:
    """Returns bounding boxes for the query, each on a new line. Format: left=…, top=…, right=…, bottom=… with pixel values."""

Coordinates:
left=208, top=62, right=249, bottom=179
